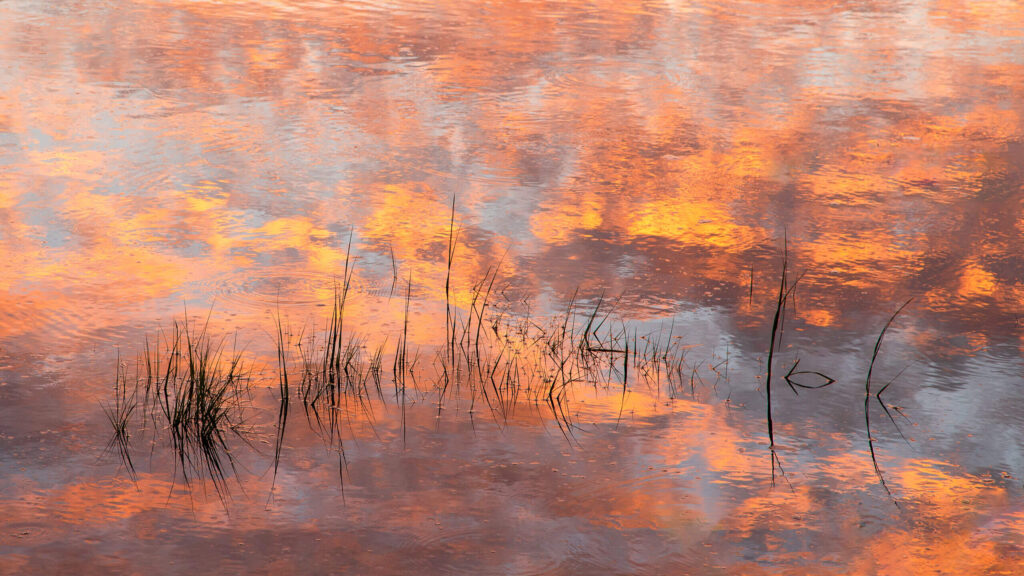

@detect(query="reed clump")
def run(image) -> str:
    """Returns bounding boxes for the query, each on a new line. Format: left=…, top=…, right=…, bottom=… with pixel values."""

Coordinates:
left=104, top=352, right=137, bottom=482
left=107, top=311, right=254, bottom=500
left=107, top=214, right=919, bottom=504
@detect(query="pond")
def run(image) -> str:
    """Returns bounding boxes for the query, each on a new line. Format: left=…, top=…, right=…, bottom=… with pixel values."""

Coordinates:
left=1, top=0, right=1023, bottom=573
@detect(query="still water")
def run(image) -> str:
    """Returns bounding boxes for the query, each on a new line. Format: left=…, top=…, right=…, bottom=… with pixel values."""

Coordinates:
left=1, top=0, right=1023, bottom=573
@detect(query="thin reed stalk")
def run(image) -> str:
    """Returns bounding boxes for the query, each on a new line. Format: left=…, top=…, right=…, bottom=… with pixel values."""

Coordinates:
left=864, top=298, right=913, bottom=503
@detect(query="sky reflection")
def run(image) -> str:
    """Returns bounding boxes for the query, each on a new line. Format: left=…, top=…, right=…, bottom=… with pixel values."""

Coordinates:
left=0, top=0, right=1023, bottom=573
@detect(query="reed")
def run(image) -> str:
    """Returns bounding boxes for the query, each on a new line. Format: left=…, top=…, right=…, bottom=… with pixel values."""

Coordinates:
left=107, top=218, right=929, bottom=503
left=442, top=194, right=459, bottom=400
left=297, top=235, right=361, bottom=446
left=167, top=313, right=252, bottom=500
left=103, top=310, right=256, bottom=502
left=270, top=305, right=291, bottom=495
left=104, top=351, right=137, bottom=482
left=764, top=243, right=789, bottom=449
left=864, top=298, right=913, bottom=502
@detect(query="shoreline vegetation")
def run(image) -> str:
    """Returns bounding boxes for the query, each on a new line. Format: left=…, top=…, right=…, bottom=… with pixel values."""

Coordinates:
left=104, top=220, right=912, bottom=505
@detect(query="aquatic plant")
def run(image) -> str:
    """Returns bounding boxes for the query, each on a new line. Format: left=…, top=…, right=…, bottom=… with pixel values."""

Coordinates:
left=864, top=298, right=913, bottom=502
left=104, top=220, right=921, bottom=508
left=270, top=305, right=292, bottom=496
left=103, top=351, right=137, bottom=482
left=157, top=313, right=253, bottom=500
left=105, top=310, right=254, bottom=502
left=442, top=193, right=460, bottom=401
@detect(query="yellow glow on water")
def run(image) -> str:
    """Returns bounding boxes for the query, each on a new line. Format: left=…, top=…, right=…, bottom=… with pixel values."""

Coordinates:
left=799, top=308, right=836, bottom=327
left=529, top=196, right=605, bottom=245
left=628, top=199, right=762, bottom=251
left=958, top=261, right=999, bottom=299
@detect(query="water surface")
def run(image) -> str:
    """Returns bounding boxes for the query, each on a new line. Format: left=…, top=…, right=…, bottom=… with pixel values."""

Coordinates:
left=1, top=0, right=1024, bottom=573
